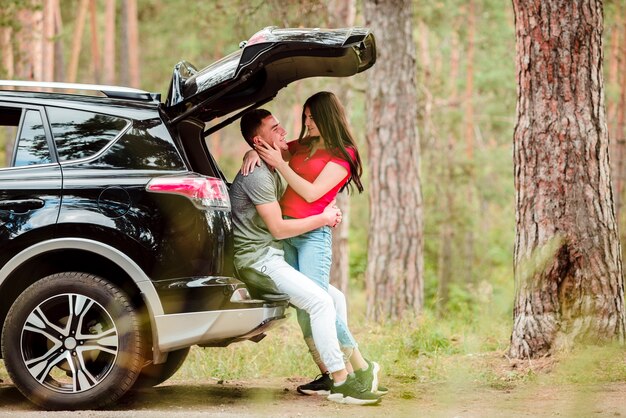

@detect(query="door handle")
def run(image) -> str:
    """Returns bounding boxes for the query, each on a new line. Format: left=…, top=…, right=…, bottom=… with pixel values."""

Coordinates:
left=0, top=199, right=45, bottom=213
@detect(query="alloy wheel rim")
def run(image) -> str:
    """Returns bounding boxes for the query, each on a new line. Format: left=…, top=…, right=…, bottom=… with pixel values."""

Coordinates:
left=20, top=293, right=119, bottom=393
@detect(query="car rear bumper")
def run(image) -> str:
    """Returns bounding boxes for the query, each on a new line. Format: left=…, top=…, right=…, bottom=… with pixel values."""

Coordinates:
left=153, top=301, right=288, bottom=352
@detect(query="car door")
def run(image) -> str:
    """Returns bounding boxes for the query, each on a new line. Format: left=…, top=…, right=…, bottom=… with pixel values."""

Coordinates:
left=0, top=103, right=62, bottom=265
left=162, top=27, right=376, bottom=124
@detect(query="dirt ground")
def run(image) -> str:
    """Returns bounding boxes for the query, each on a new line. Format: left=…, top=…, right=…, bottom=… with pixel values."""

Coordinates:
left=1, top=372, right=626, bottom=418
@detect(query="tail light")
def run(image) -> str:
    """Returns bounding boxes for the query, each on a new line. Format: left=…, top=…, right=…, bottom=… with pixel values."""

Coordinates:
left=146, top=175, right=230, bottom=210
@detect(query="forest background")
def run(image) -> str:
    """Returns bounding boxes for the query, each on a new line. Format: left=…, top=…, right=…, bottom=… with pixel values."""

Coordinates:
left=1, top=0, right=626, bottom=415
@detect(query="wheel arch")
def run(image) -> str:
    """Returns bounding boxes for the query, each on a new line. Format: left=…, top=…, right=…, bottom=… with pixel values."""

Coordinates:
left=0, top=238, right=164, bottom=361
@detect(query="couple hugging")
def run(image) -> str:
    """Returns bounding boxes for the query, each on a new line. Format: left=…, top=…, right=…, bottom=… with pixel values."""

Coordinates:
left=230, top=91, right=387, bottom=405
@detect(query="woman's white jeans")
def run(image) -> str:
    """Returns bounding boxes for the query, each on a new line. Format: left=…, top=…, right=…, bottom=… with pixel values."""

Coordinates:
left=250, top=247, right=345, bottom=373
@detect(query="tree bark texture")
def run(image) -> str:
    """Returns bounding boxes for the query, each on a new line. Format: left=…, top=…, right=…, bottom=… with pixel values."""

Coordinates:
left=125, top=0, right=140, bottom=88
left=42, top=0, right=55, bottom=82
left=67, top=0, right=88, bottom=83
left=103, top=0, right=116, bottom=85
left=510, top=0, right=626, bottom=358
left=327, top=0, right=355, bottom=296
left=363, top=0, right=423, bottom=320
left=89, top=0, right=101, bottom=83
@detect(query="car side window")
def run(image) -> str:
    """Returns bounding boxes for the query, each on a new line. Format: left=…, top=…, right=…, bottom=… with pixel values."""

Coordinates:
left=0, top=106, right=52, bottom=168
left=47, top=107, right=128, bottom=162
left=14, top=110, right=52, bottom=167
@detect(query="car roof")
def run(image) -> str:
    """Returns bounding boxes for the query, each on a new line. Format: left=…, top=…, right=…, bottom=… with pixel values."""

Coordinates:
left=0, top=80, right=160, bottom=102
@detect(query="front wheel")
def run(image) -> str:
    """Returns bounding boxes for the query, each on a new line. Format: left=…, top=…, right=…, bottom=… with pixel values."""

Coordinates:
left=1, top=272, right=144, bottom=410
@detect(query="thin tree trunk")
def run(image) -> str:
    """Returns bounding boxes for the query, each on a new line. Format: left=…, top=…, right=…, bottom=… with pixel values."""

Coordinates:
left=16, top=8, right=36, bottom=81
left=463, top=0, right=477, bottom=285
left=437, top=28, right=460, bottom=314
left=42, top=0, right=55, bottom=82
left=327, top=0, right=355, bottom=296
left=1, top=27, right=14, bottom=79
left=89, top=0, right=101, bottom=83
left=53, top=0, right=64, bottom=82
left=31, top=7, right=43, bottom=82
left=125, top=0, right=140, bottom=87
left=119, top=0, right=129, bottom=86
left=510, top=0, right=626, bottom=358
left=364, top=0, right=423, bottom=320
left=103, top=0, right=116, bottom=85
left=67, top=0, right=89, bottom=83
left=464, top=0, right=476, bottom=162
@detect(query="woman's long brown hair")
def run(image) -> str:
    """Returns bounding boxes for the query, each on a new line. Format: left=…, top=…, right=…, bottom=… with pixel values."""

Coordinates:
left=298, top=91, right=364, bottom=193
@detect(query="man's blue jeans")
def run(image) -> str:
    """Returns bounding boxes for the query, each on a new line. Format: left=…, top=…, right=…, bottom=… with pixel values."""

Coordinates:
left=283, top=224, right=357, bottom=348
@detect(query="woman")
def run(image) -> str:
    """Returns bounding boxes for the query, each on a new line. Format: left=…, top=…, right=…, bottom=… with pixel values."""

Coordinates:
left=243, top=91, right=386, bottom=395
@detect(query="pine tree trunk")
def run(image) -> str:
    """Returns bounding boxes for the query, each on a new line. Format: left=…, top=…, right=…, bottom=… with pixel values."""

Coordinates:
left=327, top=0, right=355, bottom=296
left=125, top=0, right=140, bottom=88
left=510, top=0, right=626, bottom=358
left=42, top=0, right=55, bottom=82
left=53, top=0, right=65, bottom=82
left=463, top=0, right=477, bottom=285
left=67, top=0, right=89, bottom=83
left=103, top=0, right=116, bottom=85
left=31, top=7, right=43, bottom=82
left=89, top=0, right=101, bottom=84
left=435, top=25, right=460, bottom=313
left=364, top=0, right=423, bottom=320
left=1, top=27, right=14, bottom=80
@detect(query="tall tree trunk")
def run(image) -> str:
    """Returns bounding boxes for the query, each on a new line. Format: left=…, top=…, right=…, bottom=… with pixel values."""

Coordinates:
left=125, top=0, right=140, bottom=87
left=327, top=0, right=355, bottom=296
left=103, top=0, right=116, bottom=85
left=42, top=0, right=55, bottom=82
left=67, top=0, right=89, bottom=83
left=89, top=0, right=101, bottom=83
left=364, top=0, right=423, bottom=320
left=1, top=27, right=14, bottom=79
left=463, top=0, right=477, bottom=285
left=510, top=0, right=626, bottom=358
left=53, top=0, right=64, bottom=82
left=119, top=0, right=129, bottom=86
left=31, top=6, right=43, bottom=82
left=16, top=7, right=37, bottom=81
left=437, top=28, right=461, bottom=314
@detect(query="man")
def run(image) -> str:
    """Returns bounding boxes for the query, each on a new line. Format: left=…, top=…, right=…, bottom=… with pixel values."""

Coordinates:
left=230, top=108, right=380, bottom=405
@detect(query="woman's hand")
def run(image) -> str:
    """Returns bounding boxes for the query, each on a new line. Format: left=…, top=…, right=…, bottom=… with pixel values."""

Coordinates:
left=241, top=149, right=261, bottom=176
left=322, top=199, right=342, bottom=228
left=256, top=140, right=288, bottom=169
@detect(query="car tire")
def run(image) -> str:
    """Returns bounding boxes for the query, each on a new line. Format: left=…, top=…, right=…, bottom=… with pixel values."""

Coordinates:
left=133, top=347, right=190, bottom=389
left=1, top=272, right=144, bottom=410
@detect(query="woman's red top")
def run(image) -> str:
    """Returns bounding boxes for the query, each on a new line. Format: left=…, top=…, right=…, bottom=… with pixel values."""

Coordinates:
left=280, top=140, right=355, bottom=218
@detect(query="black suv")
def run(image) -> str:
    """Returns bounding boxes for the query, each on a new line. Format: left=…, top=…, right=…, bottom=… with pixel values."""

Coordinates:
left=0, top=27, right=376, bottom=410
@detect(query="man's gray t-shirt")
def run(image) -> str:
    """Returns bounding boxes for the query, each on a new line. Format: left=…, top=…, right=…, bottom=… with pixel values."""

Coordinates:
left=230, top=162, right=286, bottom=270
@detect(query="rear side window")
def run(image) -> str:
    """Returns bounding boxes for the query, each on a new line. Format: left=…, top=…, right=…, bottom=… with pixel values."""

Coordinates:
left=47, top=107, right=128, bottom=161
left=14, top=110, right=52, bottom=167
left=0, top=106, right=52, bottom=168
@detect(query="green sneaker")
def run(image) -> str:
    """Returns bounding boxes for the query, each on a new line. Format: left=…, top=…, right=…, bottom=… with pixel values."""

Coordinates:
left=355, top=359, right=388, bottom=395
left=327, top=373, right=381, bottom=405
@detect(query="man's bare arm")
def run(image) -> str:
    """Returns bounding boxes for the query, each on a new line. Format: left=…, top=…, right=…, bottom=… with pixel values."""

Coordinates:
left=256, top=200, right=341, bottom=240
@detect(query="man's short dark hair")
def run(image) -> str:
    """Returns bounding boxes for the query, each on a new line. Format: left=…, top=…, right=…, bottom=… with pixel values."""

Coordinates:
left=240, top=109, right=271, bottom=147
